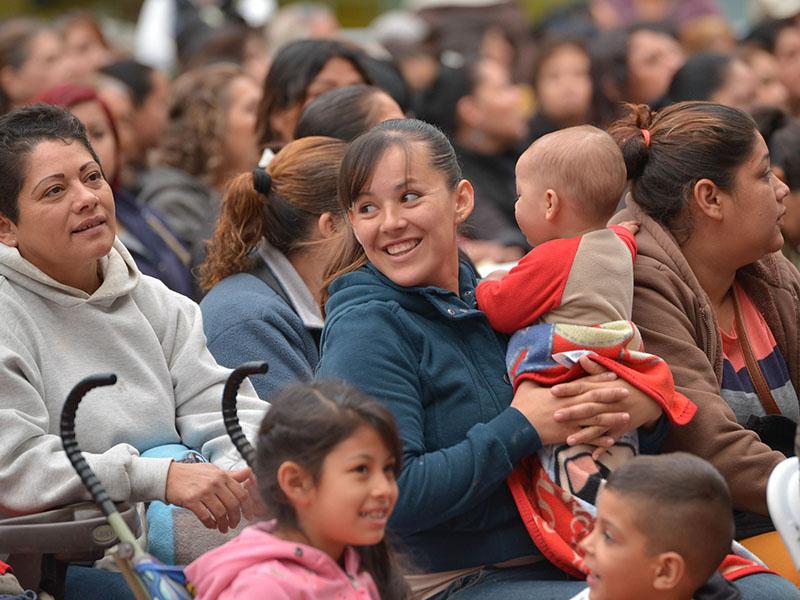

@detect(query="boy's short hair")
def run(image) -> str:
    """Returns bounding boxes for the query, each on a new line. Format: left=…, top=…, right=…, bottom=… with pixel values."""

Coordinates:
left=520, top=125, right=626, bottom=223
left=605, top=453, right=733, bottom=587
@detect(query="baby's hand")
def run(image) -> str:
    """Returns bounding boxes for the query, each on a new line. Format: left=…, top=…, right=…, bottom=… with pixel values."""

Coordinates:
left=618, top=221, right=640, bottom=234
left=483, top=269, right=509, bottom=281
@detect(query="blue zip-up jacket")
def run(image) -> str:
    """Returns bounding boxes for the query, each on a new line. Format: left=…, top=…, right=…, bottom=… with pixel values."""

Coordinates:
left=316, top=261, right=543, bottom=572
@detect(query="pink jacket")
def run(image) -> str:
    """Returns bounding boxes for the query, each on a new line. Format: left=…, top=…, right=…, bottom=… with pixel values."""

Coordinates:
left=185, top=520, right=380, bottom=600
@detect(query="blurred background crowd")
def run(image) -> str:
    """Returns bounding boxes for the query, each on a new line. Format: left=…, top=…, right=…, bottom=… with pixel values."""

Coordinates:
left=3, top=0, right=800, bottom=296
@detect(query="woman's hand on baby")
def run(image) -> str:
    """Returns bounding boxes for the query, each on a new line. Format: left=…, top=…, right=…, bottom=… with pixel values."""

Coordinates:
left=551, top=355, right=663, bottom=445
left=165, top=462, right=257, bottom=533
left=511, top=374, right=631, bottom=447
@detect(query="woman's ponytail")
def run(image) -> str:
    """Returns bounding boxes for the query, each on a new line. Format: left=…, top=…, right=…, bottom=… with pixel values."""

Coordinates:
left=199, top=171, right=267, bottom=291
left=608, top=103, right=654, bottom=182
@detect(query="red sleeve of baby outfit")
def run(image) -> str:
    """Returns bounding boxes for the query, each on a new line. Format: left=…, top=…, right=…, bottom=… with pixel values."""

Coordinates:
left=476, top=236, right=580, bottom=334
left=609, top=224, right=638, bottom=262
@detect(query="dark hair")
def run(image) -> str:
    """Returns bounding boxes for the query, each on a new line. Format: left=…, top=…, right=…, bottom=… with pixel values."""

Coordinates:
left=255, top=380, right=409, bottom=600
left=255, top=39, right=371, bottom=151
left=754, top=106, right=800, bottom=190
left=0, top=19, right=51, bottom=115
left=200, top=136, right=346, bottom=290
left=99, top=59, right=156, bottom=109
left=0, top=104, right=98, bottom=223
left=605, top=453, right=733, bottom=587
left=321, top=118, right=461, bottom=308
left=359, top=55, right=411, bottom=115
left=295, top=85, right=398, bottom=141
left=745, top=17, right=797, bottom=54
left=667, top=52, right=733, bottom=104
left=413, top=64, right=476, bottom=138
left=608, top=101, right=757, bottom=237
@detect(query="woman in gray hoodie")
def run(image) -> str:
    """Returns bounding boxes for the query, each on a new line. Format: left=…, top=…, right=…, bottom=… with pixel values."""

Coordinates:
left=0, top=104, right=266, bottom=535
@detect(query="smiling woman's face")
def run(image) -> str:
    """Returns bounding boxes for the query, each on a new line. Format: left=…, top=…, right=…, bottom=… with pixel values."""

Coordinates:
left=0, top=139, right=116, bottom=289
left=347, top=142, right=472, bottom=293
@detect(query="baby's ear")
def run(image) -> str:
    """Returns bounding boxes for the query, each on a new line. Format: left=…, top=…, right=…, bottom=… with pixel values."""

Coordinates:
left=277, top=461, right=315, bottom=506
left=652, top=551, right=686, bottom=591
left=544, top=189, right=560, bottom=222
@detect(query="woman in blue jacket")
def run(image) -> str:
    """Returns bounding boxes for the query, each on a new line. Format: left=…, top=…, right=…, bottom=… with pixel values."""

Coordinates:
left=199, top=136, right=346, bottom=398
left=315, top=119, right=665, bottom=599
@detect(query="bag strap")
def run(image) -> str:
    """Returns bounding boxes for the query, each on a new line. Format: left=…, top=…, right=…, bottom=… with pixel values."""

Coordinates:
left=731, top=287, right=781, bottom=415
left=248, top=259, right=292, bottom=308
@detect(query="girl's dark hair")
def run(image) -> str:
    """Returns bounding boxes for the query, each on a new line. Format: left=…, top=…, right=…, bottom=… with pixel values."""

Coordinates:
left=200, top=136, right=346, bottom=290
left=255, top=380, right=409, bottom=600
left=0, top=103, right=98, bottom=223
left=255, top=38, right=371, bottom=151
left=753, top=106, right=800, bottom=191
left=321, top=118, right=461, bottom=308
left=666, top=52, right=733, bottom=104
left=608, top=101, right=757, bottom=238
left=295, top=85, right=397, bottom=141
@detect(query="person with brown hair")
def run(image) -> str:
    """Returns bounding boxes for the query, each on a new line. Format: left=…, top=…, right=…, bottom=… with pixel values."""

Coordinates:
left=199, top=136, right=347, bottom=399
left=0, top=18, right=66, bottom=115
left=609, top=101, right=800, bottom=594
left=137, top=63, right=261, bottom=273
left=255, top=38, right=369, bottom=160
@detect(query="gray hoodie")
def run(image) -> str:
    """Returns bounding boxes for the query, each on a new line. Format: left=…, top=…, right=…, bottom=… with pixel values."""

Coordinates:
left=0, top=239, right=266, bottom=516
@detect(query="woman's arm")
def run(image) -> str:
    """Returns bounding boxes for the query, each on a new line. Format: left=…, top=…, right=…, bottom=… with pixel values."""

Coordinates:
left=0, top=339, right=172, bottom=514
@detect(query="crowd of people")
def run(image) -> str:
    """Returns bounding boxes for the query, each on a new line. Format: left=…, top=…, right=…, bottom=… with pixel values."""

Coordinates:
left=1, top=0, right=800, bottom=599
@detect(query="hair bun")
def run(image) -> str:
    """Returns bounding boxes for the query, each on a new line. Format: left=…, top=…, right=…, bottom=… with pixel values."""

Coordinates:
left=252, top=168, right=272, bottom=196
left=608, top=103, right=655, bottom=181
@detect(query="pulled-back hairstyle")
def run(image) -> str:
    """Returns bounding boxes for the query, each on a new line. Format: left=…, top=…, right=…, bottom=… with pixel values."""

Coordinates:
left=604, top=453, right=733, bottom=587
left=294, top=85, right=399, bottom=141
left=321, top=118, right=461, bottom=308
left=255, top=380, right=408, bottom=600
left=0, top=104, right=98, bottom=223
left=200, top=136, right=346, bottom=291
left=255, top=39, right=370, bottom=151
left=156, top=63, right=248, bottom=187
left=608, top=101, right=757, bottom=239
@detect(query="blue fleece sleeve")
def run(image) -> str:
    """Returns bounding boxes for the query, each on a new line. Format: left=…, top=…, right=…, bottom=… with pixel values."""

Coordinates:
left=637, top=414, right=669, bottom=454
left=317, top=305, right=541, bottom=535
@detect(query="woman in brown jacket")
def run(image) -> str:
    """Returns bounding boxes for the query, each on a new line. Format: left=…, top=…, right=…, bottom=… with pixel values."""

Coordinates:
left=609, top=101, right=800, bottom=562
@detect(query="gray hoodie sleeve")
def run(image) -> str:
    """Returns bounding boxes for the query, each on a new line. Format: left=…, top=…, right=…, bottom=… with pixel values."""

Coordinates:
left=0, top=336, right=172, bottom=515
left=151, top=284, right=268, bottom=470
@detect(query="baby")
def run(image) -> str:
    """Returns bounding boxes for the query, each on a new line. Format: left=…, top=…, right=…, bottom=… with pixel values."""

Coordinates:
left=476, top=126, right=695, bottom=573
left=574, top=453, right=736, bottom=600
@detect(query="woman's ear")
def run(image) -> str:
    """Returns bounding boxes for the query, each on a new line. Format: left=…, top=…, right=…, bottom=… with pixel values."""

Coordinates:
left=277, top=461, right=315, bottom=507
left=0, top=213, right=18, bottom=247
left=652, top=551, right=685, bottom=591
left=692, top=178, right=724, bottom=221
left=454, top=179, right=474, bottom=225
left=317, top=212, right=338, bottom=239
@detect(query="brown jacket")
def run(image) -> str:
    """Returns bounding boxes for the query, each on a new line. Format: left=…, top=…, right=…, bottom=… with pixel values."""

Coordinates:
left=613, top=201, right=800, bottom=515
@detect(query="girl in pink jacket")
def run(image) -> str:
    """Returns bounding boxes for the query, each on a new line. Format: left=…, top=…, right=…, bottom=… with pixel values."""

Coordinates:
left=185, top=380, right=409, bottom=599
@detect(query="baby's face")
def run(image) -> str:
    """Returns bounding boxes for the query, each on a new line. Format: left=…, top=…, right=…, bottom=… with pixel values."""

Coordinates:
left=580, top=488, right=659, bottom=600
left=514, top=156, right=551, bottom=247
